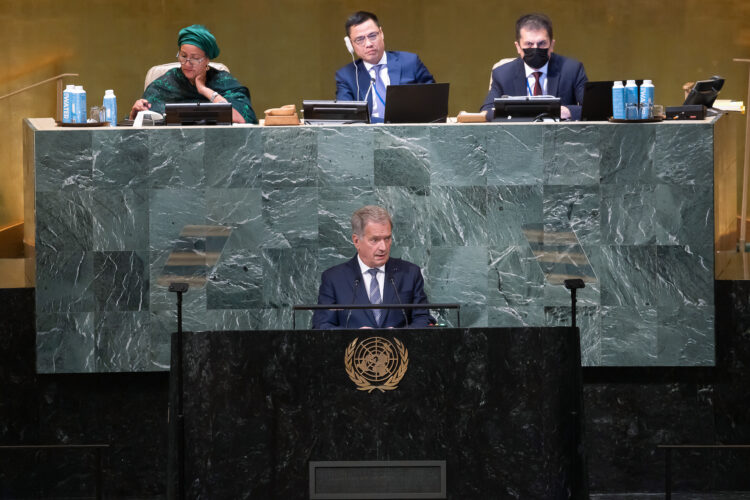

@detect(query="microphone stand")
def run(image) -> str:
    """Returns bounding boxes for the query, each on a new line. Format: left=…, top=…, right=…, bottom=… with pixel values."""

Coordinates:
left=389, top=276, right=410, bottom=327
left=564, top=279, right=585, bottom=329
left=167, top=282, right=188, bottom=500
left=345, top=279, right=360, bottom=328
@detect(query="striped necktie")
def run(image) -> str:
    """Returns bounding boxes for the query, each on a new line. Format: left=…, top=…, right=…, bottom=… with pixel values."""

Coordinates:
left=367, top=268, right=382, bottom=326
left=372, top=64, right=387, bottom=119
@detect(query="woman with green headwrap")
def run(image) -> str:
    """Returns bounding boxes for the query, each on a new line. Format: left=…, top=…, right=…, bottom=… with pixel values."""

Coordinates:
left=129, top=24, right=257, bottom=124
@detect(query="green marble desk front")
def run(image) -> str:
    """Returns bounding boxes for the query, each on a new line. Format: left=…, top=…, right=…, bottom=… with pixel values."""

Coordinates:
left=23, top=117, right=725, bottom=373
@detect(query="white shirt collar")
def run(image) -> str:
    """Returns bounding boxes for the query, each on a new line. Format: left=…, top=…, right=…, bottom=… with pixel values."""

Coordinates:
left=357, top=255, right=386, bottom=275
left=363, top=52, right=388, bottom=72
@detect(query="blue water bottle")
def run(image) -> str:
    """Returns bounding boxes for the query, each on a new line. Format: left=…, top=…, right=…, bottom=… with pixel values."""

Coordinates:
left=62, top=85, right=75, bottom=123
left=639, top=80, right=654, bottom=119
left=103, top=89, right=117, bottom=127
left=624, top=80, right=639, bottom=119
left=76, top=86, right=87, bottom=123
left=70, top=86, right=81, bottom=123
left=612, top=81, right=625, bottom=119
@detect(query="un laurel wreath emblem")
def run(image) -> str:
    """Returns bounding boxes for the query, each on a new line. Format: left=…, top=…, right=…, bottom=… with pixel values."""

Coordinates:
left=344, top=336, right=409, bottom=393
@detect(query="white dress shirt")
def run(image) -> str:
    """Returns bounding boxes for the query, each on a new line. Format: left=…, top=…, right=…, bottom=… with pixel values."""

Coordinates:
left=363, top=53, right=390, bottom=118
left=357, top=255, right=385, bottom=301
left=524, top=61, right=549, bottom=96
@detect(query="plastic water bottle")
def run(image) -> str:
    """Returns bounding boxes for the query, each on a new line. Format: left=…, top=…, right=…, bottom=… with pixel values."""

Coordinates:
left=639, top=80, right=654, bottom=119
left=75, top=85, right=87, bottom=123
left=62, top=84, right=75, bottom=123
left=103, top=89, right=117, bottom=127
left=612, top=81, right=625, bottom=119
left=70, top=86, right=81, bottom=123
left=624, top=80, right=639, bottom=119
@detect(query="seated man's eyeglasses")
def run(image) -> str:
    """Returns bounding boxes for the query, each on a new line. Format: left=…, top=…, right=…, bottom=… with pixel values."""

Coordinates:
left=352, top=31, right=380, bottom=46
left=176, top=53, right=206, bottom=66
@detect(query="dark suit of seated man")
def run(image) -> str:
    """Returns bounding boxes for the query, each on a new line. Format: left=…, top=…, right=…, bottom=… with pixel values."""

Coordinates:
left=313, top=205, right=432, bottom=329
left=481, top=13, right=587, bottom=121
left=335, top=11, right=435, bottom=123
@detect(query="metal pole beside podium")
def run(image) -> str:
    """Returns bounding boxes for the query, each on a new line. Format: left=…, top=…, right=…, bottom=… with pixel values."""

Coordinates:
left=167, top=282, right=188, bottom=500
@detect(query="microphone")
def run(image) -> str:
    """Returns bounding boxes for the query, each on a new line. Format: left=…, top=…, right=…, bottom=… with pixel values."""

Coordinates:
left=345, top=279, right=360, bottom=329
left=388, top=275, right=409, bottom=328
left=364, top=77, right=376, bottom=103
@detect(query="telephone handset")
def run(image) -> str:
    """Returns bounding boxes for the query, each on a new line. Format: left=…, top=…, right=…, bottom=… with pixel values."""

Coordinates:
left=344, top=36, right=354, bottom=55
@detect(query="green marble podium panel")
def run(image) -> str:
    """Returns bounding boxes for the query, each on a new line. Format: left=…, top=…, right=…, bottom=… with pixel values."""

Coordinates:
left=25, top=118, right=718, bottom=373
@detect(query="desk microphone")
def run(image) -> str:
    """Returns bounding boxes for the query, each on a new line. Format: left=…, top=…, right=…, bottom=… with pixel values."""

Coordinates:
left=345, top=279, right=360, bottom=329
left=364, top=77, right=376, bottom=103
left=389, top=275, right=409, bottom=327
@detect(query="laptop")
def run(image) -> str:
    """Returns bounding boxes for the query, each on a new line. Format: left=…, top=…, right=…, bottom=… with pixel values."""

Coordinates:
left=580, top=81, right=614, bottom=121
left=383, top=83, right=450, bottom=123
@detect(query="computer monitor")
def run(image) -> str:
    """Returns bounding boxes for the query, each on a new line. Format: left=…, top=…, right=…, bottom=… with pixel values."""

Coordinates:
left=302, top=100, right=369, bottom=125
left=383, top=83, right=450, bottom=123
left=581, top=81, right=614, bottom=121
left=493, top=97, right=561, bottom=121
left=684, top=76, right=724, bottom=108
left=165, top=102, right=232, bottom=126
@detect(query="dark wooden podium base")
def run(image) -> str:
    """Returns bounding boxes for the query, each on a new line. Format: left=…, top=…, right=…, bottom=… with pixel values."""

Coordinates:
left=177, top=327, right=587, bottom=499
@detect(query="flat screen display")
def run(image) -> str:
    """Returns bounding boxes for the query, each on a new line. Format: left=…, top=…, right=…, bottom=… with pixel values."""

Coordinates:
left=683, top=77, right=724, bottom=108
left=493, top=97, right=561, bottom=122
left=302, top=100, right=369, bottom=125
left=165, top=102, right=232, bottom=126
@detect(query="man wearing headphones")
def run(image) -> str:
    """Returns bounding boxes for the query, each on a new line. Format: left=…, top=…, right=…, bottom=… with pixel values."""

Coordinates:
left=335, top=11, right=435, bottom=123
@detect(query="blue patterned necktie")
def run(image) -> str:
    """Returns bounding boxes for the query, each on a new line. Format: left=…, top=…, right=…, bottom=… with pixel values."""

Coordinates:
left=367, top=268, right=382, bottom=326
left=372, top=64, right=387, bottom=119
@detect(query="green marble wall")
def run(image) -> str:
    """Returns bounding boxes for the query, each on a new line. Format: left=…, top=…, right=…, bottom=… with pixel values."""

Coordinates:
left=28, top=120, right=717, bottom=373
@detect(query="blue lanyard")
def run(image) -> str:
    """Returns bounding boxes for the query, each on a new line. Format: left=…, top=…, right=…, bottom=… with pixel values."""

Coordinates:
left=526, top=74, right=544, bottom=96
left=373, top=84, right=386, bottom=106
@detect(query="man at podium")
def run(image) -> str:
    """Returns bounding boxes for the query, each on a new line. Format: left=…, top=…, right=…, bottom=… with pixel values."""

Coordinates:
left=313, top=205, right=432, bottom=329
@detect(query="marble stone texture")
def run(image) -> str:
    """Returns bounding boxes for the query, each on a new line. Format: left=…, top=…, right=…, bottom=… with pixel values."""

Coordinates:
left=28, top=120, right=718, bottom=372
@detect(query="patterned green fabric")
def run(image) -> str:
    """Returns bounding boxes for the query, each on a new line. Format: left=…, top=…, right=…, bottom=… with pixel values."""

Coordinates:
left=142, top=67, right=258, bottom=124
left=178, top=24, right=220, bottom=59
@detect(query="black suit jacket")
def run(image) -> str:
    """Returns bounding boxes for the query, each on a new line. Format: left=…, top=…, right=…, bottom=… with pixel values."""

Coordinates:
left=312, top=256, right=432, bottom=329
left=481, top=54, right=587, bottom=120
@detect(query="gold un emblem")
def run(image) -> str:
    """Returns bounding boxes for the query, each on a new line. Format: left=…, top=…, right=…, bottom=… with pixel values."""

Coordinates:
left=344, top=336, right=409, bottom=393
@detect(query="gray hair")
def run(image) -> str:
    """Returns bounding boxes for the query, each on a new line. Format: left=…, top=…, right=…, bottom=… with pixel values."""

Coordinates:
left=351, top=205, right=392, bottom=236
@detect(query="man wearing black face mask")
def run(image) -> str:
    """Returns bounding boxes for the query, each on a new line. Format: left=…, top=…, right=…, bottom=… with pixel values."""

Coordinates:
left=481, top=13, right=587, bottom=121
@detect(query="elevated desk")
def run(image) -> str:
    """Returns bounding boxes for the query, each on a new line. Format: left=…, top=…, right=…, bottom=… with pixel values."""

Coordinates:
left=23, top=117, right=733, bottom=373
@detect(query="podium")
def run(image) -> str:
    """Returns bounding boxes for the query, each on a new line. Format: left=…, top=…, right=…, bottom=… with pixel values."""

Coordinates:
left=178, top=327, right=586, bottom=499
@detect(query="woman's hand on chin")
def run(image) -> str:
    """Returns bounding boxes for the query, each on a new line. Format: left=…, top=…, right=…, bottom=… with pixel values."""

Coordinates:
left=194, top=65, right=208, bottom=93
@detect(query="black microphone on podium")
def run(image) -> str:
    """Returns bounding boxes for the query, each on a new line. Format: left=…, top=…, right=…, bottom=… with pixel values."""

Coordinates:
left=389, top=275, right=410, bottom=327
left=345, top=279, right=360, bottom=329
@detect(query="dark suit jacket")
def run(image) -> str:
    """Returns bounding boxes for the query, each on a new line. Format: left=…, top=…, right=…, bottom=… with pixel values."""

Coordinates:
left=312, top=255, right=432, bottom=329
left=481, top=53, right=587, bottom=121
left=335, top=50, right=435, bottom=116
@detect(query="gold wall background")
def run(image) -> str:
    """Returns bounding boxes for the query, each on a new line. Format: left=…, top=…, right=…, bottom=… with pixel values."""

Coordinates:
left=2, top=0, right=749, bottom=233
